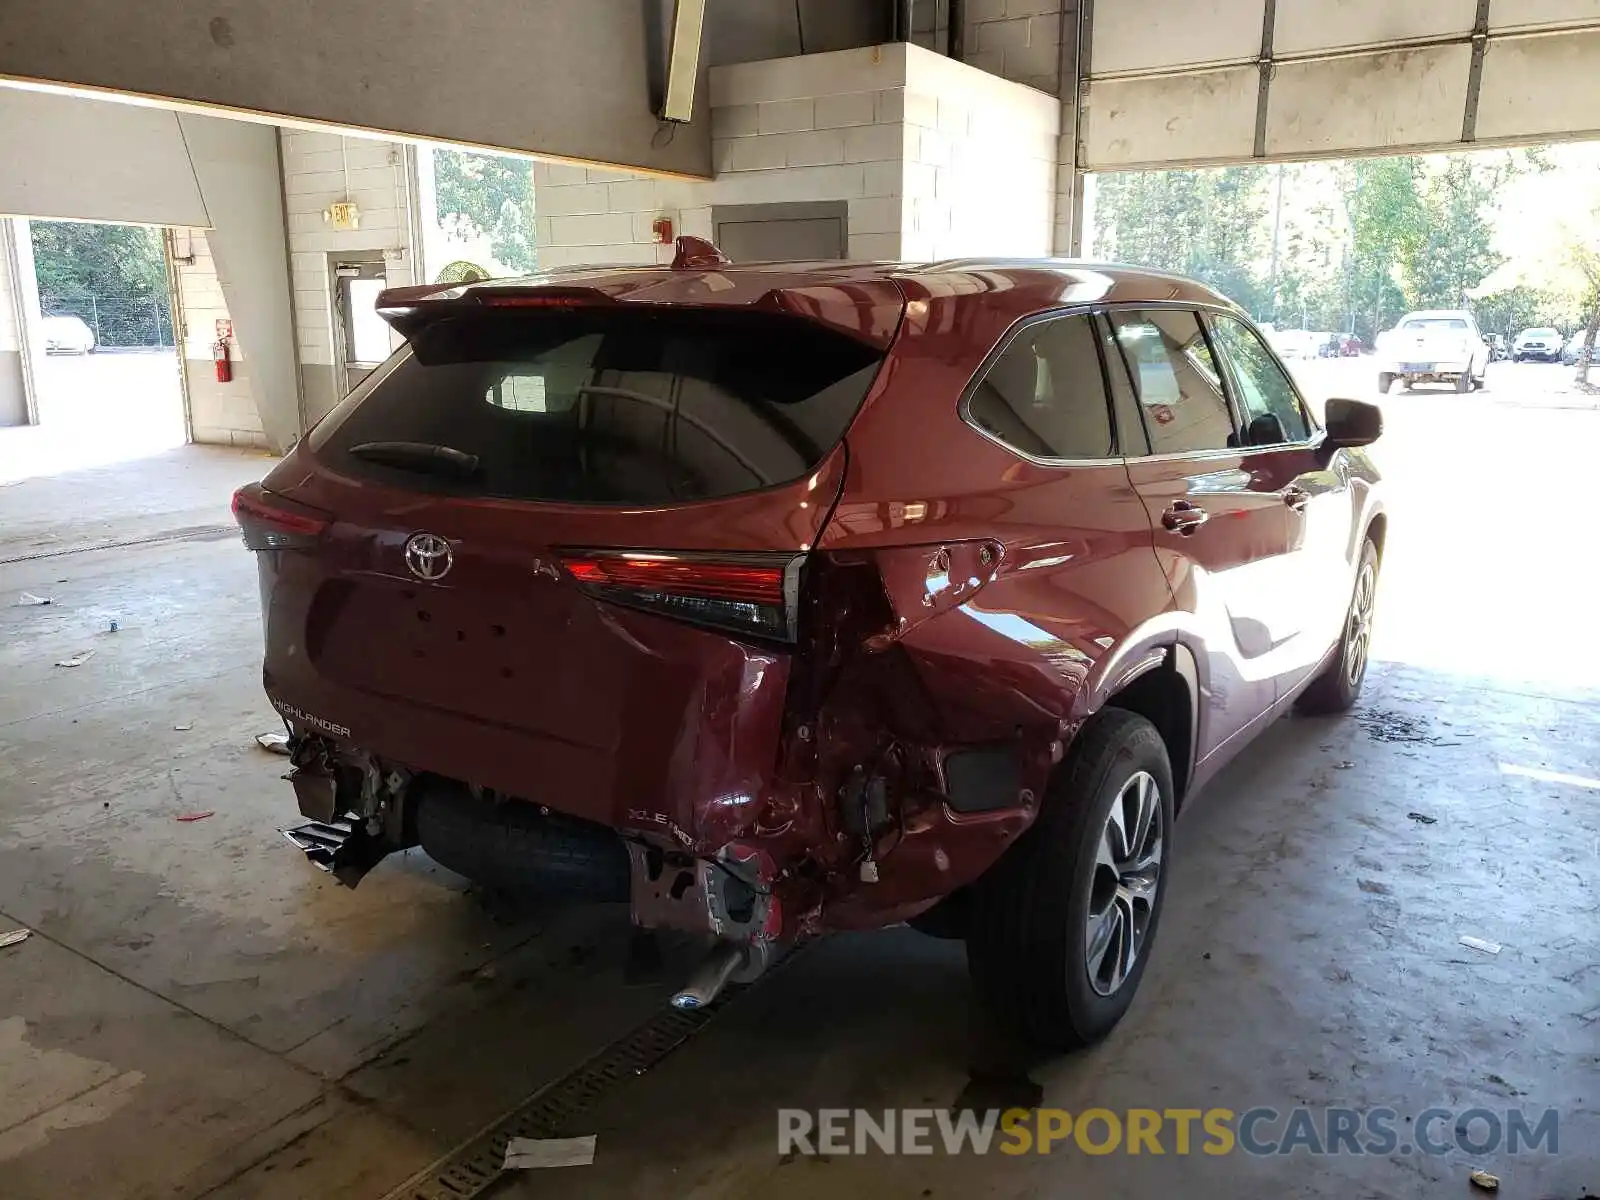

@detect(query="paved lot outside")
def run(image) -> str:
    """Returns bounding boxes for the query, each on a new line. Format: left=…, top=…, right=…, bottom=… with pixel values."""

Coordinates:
left=0, top=361, right=1595, bottom=1200
left=0, top=349, right=187, bottom=485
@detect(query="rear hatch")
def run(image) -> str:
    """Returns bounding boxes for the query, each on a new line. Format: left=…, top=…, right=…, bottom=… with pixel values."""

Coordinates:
left=252, top=289, right=899, bottom=831
left=1382, top=317, right=1473, bottom=367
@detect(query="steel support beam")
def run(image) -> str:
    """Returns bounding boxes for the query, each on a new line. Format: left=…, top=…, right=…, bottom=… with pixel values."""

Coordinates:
left=1461, top=0, right=1493, bottom=143
left=1253, top=0, right=1277, bottom=159
left=1057, top=0, right=1091, bottom=256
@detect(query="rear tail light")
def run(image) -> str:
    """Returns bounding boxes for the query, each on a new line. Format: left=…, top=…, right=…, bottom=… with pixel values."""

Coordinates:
left=558, top=550, right=802, bottom=642
left=231, top=484, right=331, bottom=551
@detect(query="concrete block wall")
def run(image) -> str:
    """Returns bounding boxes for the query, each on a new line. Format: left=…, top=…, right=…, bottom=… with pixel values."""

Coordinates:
left=962, top=0, right=1063, bottom=94
left=911, top=0, right=1077, bottom=255
left=174, top=232, right=267, bottom=448
left=280, top=129, right=416, bottom=426
left=533, top=45, right=912, bottom=268
left=534, top=44, right=1056, bottom=269
left=899, top=44, right=1059, bottom=260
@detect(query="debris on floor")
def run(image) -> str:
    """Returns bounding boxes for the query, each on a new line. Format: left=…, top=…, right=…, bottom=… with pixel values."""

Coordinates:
left=176, top=810, right=216, bottom=823
left=174, top=722, right=194, bottom=732
left=1335, top=760, right=1356, bottom=769
left=54, top=649, right=95, bottom=668
left=1358, top=707, right=1461, bottom=746
left=15, top=591, right=52, bottom=606
left=0, top=928, right=32, bottom=950
left=1459, top=935, right=1502, bottom=955
left=1357, top=878, right=1392, bottom=895
left=256, top=732, right=291, bottom=755
left=108, top=619, right=119, bottom=633
left=503, top=1135, right=597, bottom=1170
left=1407, top=811, right=1438, bottom=824
left=1468, top=1167, right=1500, bottom=1191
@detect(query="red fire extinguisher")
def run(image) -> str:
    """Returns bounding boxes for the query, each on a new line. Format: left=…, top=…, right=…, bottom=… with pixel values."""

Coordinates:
left=213, top=339, right=232, bottom=384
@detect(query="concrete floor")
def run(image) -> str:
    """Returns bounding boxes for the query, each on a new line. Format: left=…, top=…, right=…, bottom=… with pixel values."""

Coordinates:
left=1, top=361, right=1596, bottom=1199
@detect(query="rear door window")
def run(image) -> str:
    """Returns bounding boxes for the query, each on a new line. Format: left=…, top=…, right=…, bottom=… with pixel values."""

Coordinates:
left=965, top=314, right=1116, bottom=459
left=311, top=308, right=884, bottom=504
left=1106, top=310, right=1237, bottom=455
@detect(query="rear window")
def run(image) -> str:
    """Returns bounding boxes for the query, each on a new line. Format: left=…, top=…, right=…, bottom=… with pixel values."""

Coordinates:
left=1400, top=318, right=1469, bottom=331
left=310, top=308, right=884, bottom=504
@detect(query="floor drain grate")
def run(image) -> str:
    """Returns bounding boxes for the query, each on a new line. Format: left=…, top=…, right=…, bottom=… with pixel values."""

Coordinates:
left=379, top=950, right=791, bottom=1200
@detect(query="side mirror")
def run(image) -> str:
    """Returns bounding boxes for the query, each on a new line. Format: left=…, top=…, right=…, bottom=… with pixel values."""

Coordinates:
left=1323, top=398, right=1382, bottom=448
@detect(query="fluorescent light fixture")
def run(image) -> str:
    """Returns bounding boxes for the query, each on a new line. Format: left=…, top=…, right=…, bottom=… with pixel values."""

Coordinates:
left=661, top=0, right=707, bottom=123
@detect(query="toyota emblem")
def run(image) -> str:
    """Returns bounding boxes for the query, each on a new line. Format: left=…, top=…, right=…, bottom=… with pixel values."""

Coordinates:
left=404, top=532, right=454, bottom=581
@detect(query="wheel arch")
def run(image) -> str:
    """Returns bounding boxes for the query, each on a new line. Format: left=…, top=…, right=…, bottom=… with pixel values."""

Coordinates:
left=1365, top=510, right=1388, bottom=563
left=1099, top=643, right=1198, bottom=808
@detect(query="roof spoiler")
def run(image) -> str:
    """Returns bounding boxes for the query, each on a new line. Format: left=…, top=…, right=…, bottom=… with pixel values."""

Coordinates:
left=375, top=283, right=617, bottom=339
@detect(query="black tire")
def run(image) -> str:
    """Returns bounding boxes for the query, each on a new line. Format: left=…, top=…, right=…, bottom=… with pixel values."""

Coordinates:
left=416, top=783, right=630, bottom=901
left=1454, top=370, right=1471, bottom=394
left=1377, top=372, right=1395, bottom=394
left=967, top=710, right=1175, bottom=1053
left=1296, top=537, right=1380, bottom=715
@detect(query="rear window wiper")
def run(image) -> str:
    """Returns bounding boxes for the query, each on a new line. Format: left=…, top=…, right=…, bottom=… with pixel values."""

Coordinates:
left=346, top=441, right=481, bottom=480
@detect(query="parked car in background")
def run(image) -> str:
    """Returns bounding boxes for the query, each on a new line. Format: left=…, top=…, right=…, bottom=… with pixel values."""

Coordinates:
left=233, top=248, right=1387, bottom=1052
left=1374, top=310, right=1488, bottom=393
left=1488, top=335, right=1509, bottom=362
left=1513, top=327, right=1563, bottom=362
left=1336, top=333, right=1362, bottom=357
left=40, top=314, right=96, bottom=354
left=1268, top=328, right=1319, bottom=360
left=1563, top=331, right=1592, bottom=366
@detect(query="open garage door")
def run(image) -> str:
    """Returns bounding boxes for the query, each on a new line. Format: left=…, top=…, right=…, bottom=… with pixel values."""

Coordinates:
left=1079, top=0, right=1600, bottom=169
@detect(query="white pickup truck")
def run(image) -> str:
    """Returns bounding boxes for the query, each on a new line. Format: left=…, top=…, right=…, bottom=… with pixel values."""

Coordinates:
left=1374, top=310, right=1489, bottom=394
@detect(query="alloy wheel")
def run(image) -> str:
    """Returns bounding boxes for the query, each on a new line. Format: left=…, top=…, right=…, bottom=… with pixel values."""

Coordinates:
left=1084, top=770, right=1164, bottom=997
left=1344, top=561, right=1376, bottom=687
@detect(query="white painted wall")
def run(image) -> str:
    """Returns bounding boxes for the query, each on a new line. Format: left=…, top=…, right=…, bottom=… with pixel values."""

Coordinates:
left=173, top=231, right=266, bottom=448
left=0, top=221, right=29, bottom=427
left=282, top=129, right=416, bottom=366
left=279, top=128, right=416, bottom=425
left=177, top=113, right=299, bottom=453
left=0, top=231, right=18, bottom=351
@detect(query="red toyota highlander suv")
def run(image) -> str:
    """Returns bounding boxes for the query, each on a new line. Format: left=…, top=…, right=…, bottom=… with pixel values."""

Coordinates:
left=234, top=241, right=1385, bottom=1051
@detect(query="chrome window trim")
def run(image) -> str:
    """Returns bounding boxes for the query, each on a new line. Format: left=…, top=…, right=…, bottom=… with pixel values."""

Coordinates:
left=956, top=305, right=1123, bottom=468
left=955, top=297, right=1330, bottom=468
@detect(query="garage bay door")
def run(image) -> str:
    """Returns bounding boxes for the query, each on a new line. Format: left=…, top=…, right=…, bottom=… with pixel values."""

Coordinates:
left=1079, top=0, right=1600, bottom=169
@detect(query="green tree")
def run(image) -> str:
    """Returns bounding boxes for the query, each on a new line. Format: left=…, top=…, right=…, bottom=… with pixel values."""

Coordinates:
left=31, top=222, right=167, bottom=300
left=30, top=221, right=172, bottom=347
left=1091, top=168, right=1268, bottom=312
left=1406, top=158, right=1501, bottom=310
left=431, top=148, right=537, bottom=273
left=1347, top=157, right=1426, bottom=342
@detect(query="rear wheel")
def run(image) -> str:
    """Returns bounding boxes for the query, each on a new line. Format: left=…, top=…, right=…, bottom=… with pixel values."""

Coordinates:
left=1297, top=537, right=1379, bottom=715
left=1454, top=370, right=1471, bottom=394
left=967, top=710, right=1174, bottom=1053
left=1377, top=373, right=1395, bottom=394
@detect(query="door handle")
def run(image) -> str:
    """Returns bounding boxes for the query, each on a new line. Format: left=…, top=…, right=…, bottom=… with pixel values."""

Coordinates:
left=1281, top=485, right=1310, bottom=512
left=1161, top=501, right=1209, bottom=535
